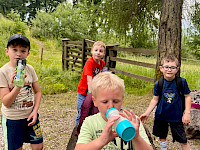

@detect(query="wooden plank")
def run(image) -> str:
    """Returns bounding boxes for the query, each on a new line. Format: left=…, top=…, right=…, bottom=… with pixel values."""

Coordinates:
left=67, top=44, right=82, bottom=49
left=68, top=53, right=82, bottom=59
left=69, top=62, right=82, bottom=68
left=85, top=39, right=95, bottom=45
left=65, top=58, right=82, bottom=64
left=110, top=57, right=156, bottom=68
left=109, top=68, right=154, bottom=83
left=68, top=49, right=82, bottom=54
left=110, top=47, right=157, bottom=55
left=85, top=46, right=92, bottom=50
left=67, top=41, right=82, bottom=45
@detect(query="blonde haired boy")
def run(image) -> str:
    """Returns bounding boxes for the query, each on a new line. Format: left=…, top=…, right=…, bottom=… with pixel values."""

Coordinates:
left=75, top=41, right=106, bottom=126
left=75, top=72, right=153, bottom=150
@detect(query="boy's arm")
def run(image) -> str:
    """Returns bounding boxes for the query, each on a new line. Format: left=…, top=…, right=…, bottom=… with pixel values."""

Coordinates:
left=121, top=110, right=153, bottom=150
left=27, top=81, right=42, bottom=126
left=140, top=96, right=159, bottom=123
left=132, top=135, right=153, bottom=150
left=87, top=75, right=92, bottom=93
left=0, top=86, right=21, bottom=107
left=75, top=116, right=119, bottom=150
left=0, top=70, right=21, bottom=107
left=182, top=93, right=191, bottom=124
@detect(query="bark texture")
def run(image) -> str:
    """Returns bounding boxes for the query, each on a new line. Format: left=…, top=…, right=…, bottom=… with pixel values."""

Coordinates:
left=155, top=0, right=183, bottom=81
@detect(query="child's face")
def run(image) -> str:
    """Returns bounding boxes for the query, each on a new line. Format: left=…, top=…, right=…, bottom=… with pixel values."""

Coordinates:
left=5, top=45, right=29, bottom=67
left=92, top=88, right=123, bottom=121
left=91, top=45, right=105, bottom=63
left=159, top=60, right=179, bottom=80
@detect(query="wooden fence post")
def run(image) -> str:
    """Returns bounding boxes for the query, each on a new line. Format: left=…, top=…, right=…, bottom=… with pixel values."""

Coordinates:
left=62, top=38, right=70, bottom=71
left=81, top=39, right=86, bottom=69
left=106, top=44, right=119, bottom=70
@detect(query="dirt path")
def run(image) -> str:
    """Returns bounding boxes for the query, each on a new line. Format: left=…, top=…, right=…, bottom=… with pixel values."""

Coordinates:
left=1, top=92, right=200, bottom=149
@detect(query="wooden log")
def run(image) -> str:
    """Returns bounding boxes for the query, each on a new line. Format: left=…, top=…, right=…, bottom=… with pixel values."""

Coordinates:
left=109, top=68, right=154, bottom=83
left=110, top=57, right=156, bottom=68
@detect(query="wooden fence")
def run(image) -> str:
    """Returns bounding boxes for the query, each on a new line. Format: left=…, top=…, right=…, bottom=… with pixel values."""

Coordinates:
left=62, top=38, right=157, bottom=83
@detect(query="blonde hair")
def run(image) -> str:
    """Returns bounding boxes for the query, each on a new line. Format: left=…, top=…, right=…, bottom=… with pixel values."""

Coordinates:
left=92, top=72, right=125, bottom=98
left=160, top=55, right=179, bottom=66
left=91, top=41, right=106, bottom=52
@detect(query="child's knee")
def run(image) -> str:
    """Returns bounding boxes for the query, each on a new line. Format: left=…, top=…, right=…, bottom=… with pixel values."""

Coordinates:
left=31, top=143, right=43, bottom=150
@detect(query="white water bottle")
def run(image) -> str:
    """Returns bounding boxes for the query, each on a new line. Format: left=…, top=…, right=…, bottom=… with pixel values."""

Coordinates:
left=106, top=108, right=136, bottom=141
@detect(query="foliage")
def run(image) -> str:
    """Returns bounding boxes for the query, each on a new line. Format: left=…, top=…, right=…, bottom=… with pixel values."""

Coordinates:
left=0, top=0, right=65, bottom=21
left=0, top=0, right=28, bottom=19
left=6, top=9, right=28, bottom=35
left=0, top=13, right=28, bottom=66
left=183, top=3, right=200, bottom=59
left=100, top=0, right=161, bottom=48
left=31, top=2, right=91, bottom=40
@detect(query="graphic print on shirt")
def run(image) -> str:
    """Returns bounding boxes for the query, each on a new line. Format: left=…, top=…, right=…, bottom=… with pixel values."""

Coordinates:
left=93, top=67, right=100, bottom=77
left=164, top=92, right=176, bottom=104
left=10, top=82, right=34, bottom=110
left=95, top=130, right=133, bottom=150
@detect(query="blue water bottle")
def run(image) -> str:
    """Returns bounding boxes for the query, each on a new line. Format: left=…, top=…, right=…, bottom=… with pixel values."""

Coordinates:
left=106, top=108, right=136, bottom=141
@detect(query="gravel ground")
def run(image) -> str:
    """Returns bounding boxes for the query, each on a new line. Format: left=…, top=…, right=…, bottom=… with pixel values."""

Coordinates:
left=1, top=92, right=200, bottom=150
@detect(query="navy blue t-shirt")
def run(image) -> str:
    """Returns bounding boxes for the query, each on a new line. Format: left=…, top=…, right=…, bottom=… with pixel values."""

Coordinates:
left=154, top=77, right=191, bottom=122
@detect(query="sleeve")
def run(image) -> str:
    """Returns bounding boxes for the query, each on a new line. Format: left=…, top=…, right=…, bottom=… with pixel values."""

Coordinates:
left=182, top=78, right=191, bottom=95
left=28, top=65, right=38, bottom=83
left=0, top=69, right=8, bottom=87
left=77, top=117, right=93, bottom=144
left=83, top=59, right=93, bottom=77
left=153, top=81, right=158, bottom=96
left=139, top=121, right=151, bottom=145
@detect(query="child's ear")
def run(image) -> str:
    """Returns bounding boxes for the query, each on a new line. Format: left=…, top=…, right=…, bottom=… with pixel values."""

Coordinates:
left=159, top=66, right=163, bottom=72
left=5, top=48, right=9, bottom=55
left=92, top=96, right=97, bottom=107
left=177, top=66, right=180, bottom=72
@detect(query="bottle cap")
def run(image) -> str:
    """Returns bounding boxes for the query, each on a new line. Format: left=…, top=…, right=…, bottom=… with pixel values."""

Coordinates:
left=106, top=108, right=117, bottom=119
left=116, top=120, right=136, bottom=141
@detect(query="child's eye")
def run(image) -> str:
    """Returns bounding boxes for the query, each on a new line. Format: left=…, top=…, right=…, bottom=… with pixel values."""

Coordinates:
left=113, top=100, right=120, bottom=103
left=102, top=101, right=108, bottom=104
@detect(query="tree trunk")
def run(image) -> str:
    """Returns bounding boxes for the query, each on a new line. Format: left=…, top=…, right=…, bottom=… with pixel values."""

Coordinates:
left=154, top=0, right=183, bottom=82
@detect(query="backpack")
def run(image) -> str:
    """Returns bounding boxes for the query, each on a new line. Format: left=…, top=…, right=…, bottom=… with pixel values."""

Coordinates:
left=157, top=76, right=185, bottom=112
left=66, top=93, right=99, bottom=150
left=77, top=93, right=99, bottom=134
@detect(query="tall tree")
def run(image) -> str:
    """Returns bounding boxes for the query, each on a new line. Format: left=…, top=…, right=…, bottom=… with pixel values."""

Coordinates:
left=154, top=0, right=183, bottom=81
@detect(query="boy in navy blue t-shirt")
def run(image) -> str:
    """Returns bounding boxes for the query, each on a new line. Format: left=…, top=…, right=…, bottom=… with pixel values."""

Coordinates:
left=140, top=55, right=191, bottom=150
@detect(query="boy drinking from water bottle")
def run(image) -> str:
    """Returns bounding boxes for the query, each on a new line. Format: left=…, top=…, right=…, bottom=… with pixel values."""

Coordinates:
left=0, top=34, right=43, bottom=150
left=75, top=72, right=152, bottom=150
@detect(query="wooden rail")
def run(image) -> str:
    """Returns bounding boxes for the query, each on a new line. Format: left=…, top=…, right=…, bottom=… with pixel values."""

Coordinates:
left=62, top=38, right=157, bottom=82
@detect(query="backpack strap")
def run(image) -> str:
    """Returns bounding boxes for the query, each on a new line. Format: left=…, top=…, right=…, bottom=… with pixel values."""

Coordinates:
left=157, top=76, right=164, bottom=104
left=175, top=76, right=185, bottom=112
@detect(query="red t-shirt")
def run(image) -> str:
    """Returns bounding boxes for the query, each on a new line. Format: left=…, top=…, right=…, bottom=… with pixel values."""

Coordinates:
left=77, top=57, right=105, bottom=95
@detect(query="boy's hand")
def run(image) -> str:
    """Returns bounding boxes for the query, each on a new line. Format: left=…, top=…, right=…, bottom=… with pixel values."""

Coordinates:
left=182, top=112, right=190, bottom=124
left=140, top=113, right=149, bottom=123
left=11, top=70, right=17, bottom=83
left=27, top=111, right=37, bottom=126
left=120, top=109, right=140, bottom=139
left=99, top=116, right=120, bottom=145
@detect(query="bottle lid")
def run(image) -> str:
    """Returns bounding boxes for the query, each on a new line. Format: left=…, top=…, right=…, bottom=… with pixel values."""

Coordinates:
left=106, top=108, right=117, bottom=119
left=116, top=120, right=136, bottom=141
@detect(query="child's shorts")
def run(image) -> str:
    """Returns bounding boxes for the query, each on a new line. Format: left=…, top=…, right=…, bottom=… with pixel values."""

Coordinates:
left=1, top=113, right=43, bottom=150
left=153, top=119, right=187, bottom=143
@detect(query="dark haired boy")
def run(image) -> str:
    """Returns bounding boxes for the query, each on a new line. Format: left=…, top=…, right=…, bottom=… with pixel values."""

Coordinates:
left=0, top=34, right=43, bottom=150
left=140, top=55, right=191, bottom=150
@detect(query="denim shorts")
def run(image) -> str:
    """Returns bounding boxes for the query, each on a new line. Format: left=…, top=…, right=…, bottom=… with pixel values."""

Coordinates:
left=1, top=114, right=43, bottom=150
left=75, top=93, right=86, bottom=126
